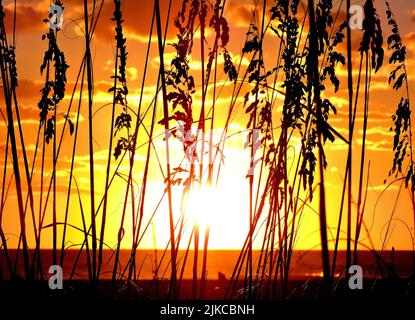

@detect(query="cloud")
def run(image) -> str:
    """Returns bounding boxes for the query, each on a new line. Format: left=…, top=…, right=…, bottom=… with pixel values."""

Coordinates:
left=359, top=127, right=394, bottom=137
left=225, top=0, right=257, bottom=27
left=0, top=78, right=87, bottom=107
left=356, top=138, right=392, bottom=152
left=404, top=31, right=415, bottom=54
left=3, top=2, right=47, bottom=33
left=1, top=0, right=180, bottom=43
left=151, top=50, right=250, bottom=72
left=369, top=183, right=399, bottom=192
left=89, top=0, right=179, bottom=43
left=410, top=9, right=415, bottom=23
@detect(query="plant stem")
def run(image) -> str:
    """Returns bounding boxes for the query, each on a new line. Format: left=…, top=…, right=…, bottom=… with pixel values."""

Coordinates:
left=346, top=0, right=353, bottom=279
left=155, top=0, right=177, bottom=298
left=83, top=0, right=97, bottom=282
left=307, top=0, right=331, bottom=294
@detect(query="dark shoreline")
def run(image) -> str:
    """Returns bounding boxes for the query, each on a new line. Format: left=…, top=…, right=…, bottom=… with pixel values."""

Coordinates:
left=1, top=278, right=414, bottom=301
left=2, top=249, right=414, bottom=301
left=3, top=249, right=414, bottom=280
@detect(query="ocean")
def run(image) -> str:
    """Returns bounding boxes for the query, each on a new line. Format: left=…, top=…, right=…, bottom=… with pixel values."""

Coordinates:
left=1, top=249, right=413, bottom=280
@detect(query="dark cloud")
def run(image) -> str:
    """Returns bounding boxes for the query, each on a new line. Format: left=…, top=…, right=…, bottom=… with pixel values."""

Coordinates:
left=404, top=31, right=415, bottom=53
left=3, top=4, right=46, bottom=33
left=91, top=0, right=181, bottom=43
left=2, top=1, right=182, bottom=42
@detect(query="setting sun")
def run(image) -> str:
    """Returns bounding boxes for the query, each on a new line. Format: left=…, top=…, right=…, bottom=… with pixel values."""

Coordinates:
left=186, top=185, right=222, bottom=228
left=183, top=178, right=250, bottom=249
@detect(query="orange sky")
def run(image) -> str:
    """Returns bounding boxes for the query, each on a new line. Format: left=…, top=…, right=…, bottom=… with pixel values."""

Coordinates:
left=1, top=0, right=415, bottom=251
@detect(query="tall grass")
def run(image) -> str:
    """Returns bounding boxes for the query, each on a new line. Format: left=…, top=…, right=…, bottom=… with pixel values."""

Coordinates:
left=0, top=0, right=30, bottom=279
left=0, top=0, right=414, bottom=301
left=82, top=0, right=97, bottom=282
left=155, top=0, right=178, bottom=297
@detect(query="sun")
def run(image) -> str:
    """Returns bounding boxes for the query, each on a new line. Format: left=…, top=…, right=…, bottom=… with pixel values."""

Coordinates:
left=186, top=185, right=222, bottom=228
left=184, top=180, right=250, bottom=249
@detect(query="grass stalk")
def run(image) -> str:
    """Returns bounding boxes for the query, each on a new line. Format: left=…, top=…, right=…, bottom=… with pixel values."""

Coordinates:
left=83, top=0, right=97, bottom=282
left=307, top=0, right=331, bottom=294
left=155, top=0, right=178, bottom=298
left=0, top=2, right=30, bottom=279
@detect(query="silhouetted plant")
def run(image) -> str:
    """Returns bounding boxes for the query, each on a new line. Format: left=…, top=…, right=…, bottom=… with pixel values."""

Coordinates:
left=242, top=21, right=272, bottom=149
left=0, top=0, right=30, bottom=278
left=301, top=0, right=343, bottom=200
left=208, top=0, right=236, bottom=82
left=385, top=1, right=414, bottom=191
left=112, top=0, right=131, bottom=160
left=321, top=22, right=346, bottom=92
left=38, top=1, right=70, bottom=143
left=359, top=0, right=384, bottom=71
left=159, top=0, right=199, bottom=168
left=1, top=0, right=415, bottom=301
left=161, top=0, right=236, bottom=187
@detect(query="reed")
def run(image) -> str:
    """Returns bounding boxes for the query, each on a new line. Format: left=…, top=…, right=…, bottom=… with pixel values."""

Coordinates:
left=155, top=0, right=178, bottom=297
left=0, top=0, right=30, bottom=279
left=0, top=0, right=414, bottom=302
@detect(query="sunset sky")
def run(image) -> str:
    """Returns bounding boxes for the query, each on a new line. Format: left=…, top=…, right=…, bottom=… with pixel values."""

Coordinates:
left=1, top=0, right=415, bottom=251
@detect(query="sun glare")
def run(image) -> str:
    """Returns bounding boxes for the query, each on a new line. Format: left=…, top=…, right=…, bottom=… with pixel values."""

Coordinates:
left=184, top=180, right=250, bottom=249
left=186, top=185, right=223, bottom=228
